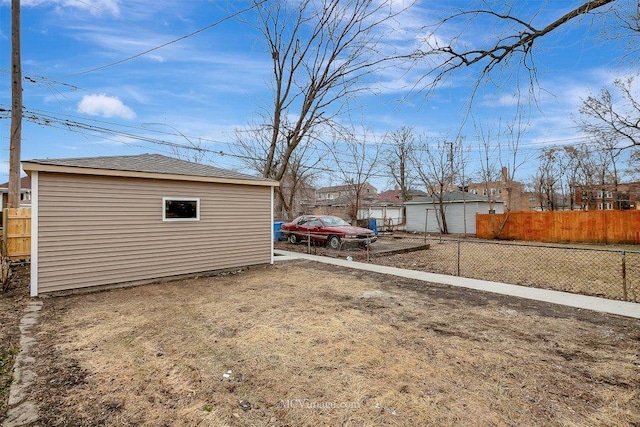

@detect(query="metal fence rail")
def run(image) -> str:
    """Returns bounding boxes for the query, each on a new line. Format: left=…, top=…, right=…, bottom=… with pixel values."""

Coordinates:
left=277, top=234, right=639, bottom=302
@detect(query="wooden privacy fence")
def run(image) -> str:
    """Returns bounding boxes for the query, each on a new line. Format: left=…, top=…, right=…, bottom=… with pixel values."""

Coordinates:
left=476, top=210, right=640, bottom=244
left=2, top=207, right=31, bottom=260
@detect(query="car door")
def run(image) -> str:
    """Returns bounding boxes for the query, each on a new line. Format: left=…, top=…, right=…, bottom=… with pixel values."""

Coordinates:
left=306, top=218, right=325, bottom=242
left=291, top=216, right=308, bottom=238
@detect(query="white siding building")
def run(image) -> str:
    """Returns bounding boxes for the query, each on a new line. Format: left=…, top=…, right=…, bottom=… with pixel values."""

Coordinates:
left=405, top=191, right=503, bottom=235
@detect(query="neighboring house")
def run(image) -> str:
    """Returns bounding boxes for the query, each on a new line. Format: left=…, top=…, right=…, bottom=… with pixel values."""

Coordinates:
left=359, top=200, right=404, bottom=230
left=315, top=182, right=377, bottom=202
left=275, top=174, right=316, bottom=221
left=574, top=182, right=640, bottom=210
left=0, top=175, right=32, bottom=208
left=313, top=182, right=378, bottom=221
left=466, top=167, right=527, bottom=211
left=523, top=192, right=543, bottom=211
left=370, top=187, right=428, bottom=229
left=23, top=154, right=278, bottom=296
left=377, top=187, right=427, bottom=203
left=405, top=191, right=504, bottom=235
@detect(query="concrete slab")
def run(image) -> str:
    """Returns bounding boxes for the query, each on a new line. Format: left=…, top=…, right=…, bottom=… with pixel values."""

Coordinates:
left=274, top=250, right=640, bottom=319
left=3, top=402, right=38, bottom=427
left=3, top=301, right=43, bottom=427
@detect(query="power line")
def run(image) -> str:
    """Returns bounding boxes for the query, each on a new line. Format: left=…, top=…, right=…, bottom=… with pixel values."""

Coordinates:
left=14, top=107, right=404, bottom=179
left=2, top=105, right=635, bottom=183
left=68, top=1, right=266, bottom=77
left=1, top=103, right=631, bottom=153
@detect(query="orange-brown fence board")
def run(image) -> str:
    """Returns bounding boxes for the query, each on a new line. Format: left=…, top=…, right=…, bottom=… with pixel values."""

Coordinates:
left=476, top=210, right=640, bottom=244
left=3, top=207, right=31, bottom=260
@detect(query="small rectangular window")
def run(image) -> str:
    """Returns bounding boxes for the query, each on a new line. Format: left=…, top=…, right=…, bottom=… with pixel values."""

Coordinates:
left=163, top=197, right=200, bottom=221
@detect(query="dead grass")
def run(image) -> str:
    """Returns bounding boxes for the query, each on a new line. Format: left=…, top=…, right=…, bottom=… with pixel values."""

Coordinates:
left=27, top=261, right=640, bottom=426
left=278, top=236, right=640, bottom=301
left=0, top=263, right=30, bottom=422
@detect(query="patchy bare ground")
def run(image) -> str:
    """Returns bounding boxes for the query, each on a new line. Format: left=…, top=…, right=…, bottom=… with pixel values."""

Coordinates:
left=0, top=263, right=30, bottom=422
left=277, top=235, right=640, bottom=301
left=23, top=261, right=640, bottom=426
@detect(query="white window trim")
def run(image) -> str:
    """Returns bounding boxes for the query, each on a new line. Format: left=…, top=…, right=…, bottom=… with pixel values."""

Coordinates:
left=163, top=197, right=200, bottom=222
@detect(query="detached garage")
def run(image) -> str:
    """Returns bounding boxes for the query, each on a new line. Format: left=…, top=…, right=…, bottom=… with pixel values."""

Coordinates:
left=23, top=154, right=278, bottom=296
left=405, top=191, right=504, bottom=235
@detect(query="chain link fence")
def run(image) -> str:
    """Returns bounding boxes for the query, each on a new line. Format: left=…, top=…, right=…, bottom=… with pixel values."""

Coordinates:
left=275, top=233, right=639, bottom=302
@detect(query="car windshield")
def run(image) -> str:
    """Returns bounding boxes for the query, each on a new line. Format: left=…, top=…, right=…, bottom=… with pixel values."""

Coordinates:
left=320, top=216, right=350, bottom=227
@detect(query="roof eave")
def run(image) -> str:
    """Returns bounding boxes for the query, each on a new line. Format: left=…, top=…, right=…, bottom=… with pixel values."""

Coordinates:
left=22, top=162, right=279, bottom=187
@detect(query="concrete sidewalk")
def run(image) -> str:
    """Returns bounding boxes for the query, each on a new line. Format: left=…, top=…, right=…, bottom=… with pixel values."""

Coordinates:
left=274, top=250, right=640, bottom=319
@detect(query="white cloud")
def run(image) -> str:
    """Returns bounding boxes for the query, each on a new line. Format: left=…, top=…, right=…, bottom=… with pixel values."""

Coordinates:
left=77, top=94, right=136, bottom=119
left=21, top=0, right=120, bottom=16
left=480, top=94, right=521, bottom=107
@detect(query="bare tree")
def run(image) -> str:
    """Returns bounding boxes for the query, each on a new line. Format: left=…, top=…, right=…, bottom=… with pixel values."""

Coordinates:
left=170, top=139, right=208, bottom=164
left=411, top=136, right=462, bottom=234
left=579, top=76, right=640, bottom=149
left=562, top=145, right=585, bottom=210
left=475, top=122, right=502, bottom=209
left=243, top=0, right=411, bottom=185
left=474, top=112, right=528, bottom=237
left=534, top=148, right=566, bottom=211
left=276, top=150, right=319, bottom=220
left=140, top=123, right=209, bottom=163
left=328, top=126, right=381, bottom=223
left=412, top=1, right=629, bottom=89
left=576, top=75, right=636, bottom=208
left=383, top=127, right=416, bottom=202
left=558, top=144, right=617, bottom=210
left=234, top=123, right=321, bottom=220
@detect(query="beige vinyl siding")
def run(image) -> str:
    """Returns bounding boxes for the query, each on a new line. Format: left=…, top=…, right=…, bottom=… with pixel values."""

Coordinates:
left=37, top=172, right=271, bottom=293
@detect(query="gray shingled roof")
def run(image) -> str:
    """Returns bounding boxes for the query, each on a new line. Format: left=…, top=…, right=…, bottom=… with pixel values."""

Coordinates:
left=405, top=191, right=492, bottom=204
left=24, top=154, right=273, bottom=183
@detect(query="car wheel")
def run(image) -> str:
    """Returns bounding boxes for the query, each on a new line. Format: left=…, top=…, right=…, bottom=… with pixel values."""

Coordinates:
left=327, top=235, right=341, bottom=250
left=288, top=234, right=298, bottom=244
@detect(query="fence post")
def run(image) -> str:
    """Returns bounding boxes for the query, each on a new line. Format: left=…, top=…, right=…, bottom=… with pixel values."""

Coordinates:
left=366, top=237, right=370, bottom=263
left=424, top=209, right=428, bottom=244
left=2, top=208, right=7, bottom=257
left=456, top=239, right=461, bottom=276
left=622, top=251, right=627, bottom=301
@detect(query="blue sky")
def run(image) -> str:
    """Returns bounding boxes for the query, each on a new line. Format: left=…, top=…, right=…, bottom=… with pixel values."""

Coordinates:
left=0, top=0, right=638, bottom=189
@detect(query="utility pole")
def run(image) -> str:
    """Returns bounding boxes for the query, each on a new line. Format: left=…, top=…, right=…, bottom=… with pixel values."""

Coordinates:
left=9, top=0, right=22, bottom=209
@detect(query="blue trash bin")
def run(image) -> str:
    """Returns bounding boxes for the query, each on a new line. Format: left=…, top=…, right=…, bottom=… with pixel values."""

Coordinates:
left=368, top=218, right=378, bottom=235
left=273, top=221, right=284, bottom=241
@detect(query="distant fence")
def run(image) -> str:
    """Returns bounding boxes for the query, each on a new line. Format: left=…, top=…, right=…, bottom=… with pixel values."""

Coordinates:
left=2, top=208, right=31, bottom=260
left=477, top=210, right=640, bottom=244
left=276, top=234, right=638, bottom=302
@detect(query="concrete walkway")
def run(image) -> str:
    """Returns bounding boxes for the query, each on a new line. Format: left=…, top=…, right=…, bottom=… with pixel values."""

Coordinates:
left=3, top=300, right=43, bottom=427
left=274, top=250, right=640, bottom=319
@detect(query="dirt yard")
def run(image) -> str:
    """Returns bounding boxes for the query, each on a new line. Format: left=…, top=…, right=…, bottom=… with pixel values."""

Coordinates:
left=0, top=264, right=30, bottom=419
left=276, top=235, right=640, bottom=301
left=14, top=261, right=639, bottom=426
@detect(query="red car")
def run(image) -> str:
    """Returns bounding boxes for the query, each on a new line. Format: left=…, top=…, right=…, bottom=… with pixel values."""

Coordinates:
left=281, top=215, right=377, bottom=249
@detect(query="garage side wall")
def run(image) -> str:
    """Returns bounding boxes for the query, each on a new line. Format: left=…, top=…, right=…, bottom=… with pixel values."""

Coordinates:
left=406, top=202, right=504, bottom=234
left=405, top=204, right=443, bottom=234
left=36, top=173, right=272, bottom=293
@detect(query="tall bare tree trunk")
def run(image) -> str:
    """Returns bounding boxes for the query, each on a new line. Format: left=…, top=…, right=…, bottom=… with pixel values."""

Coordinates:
left=9, top=0, right=22, bottom=209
